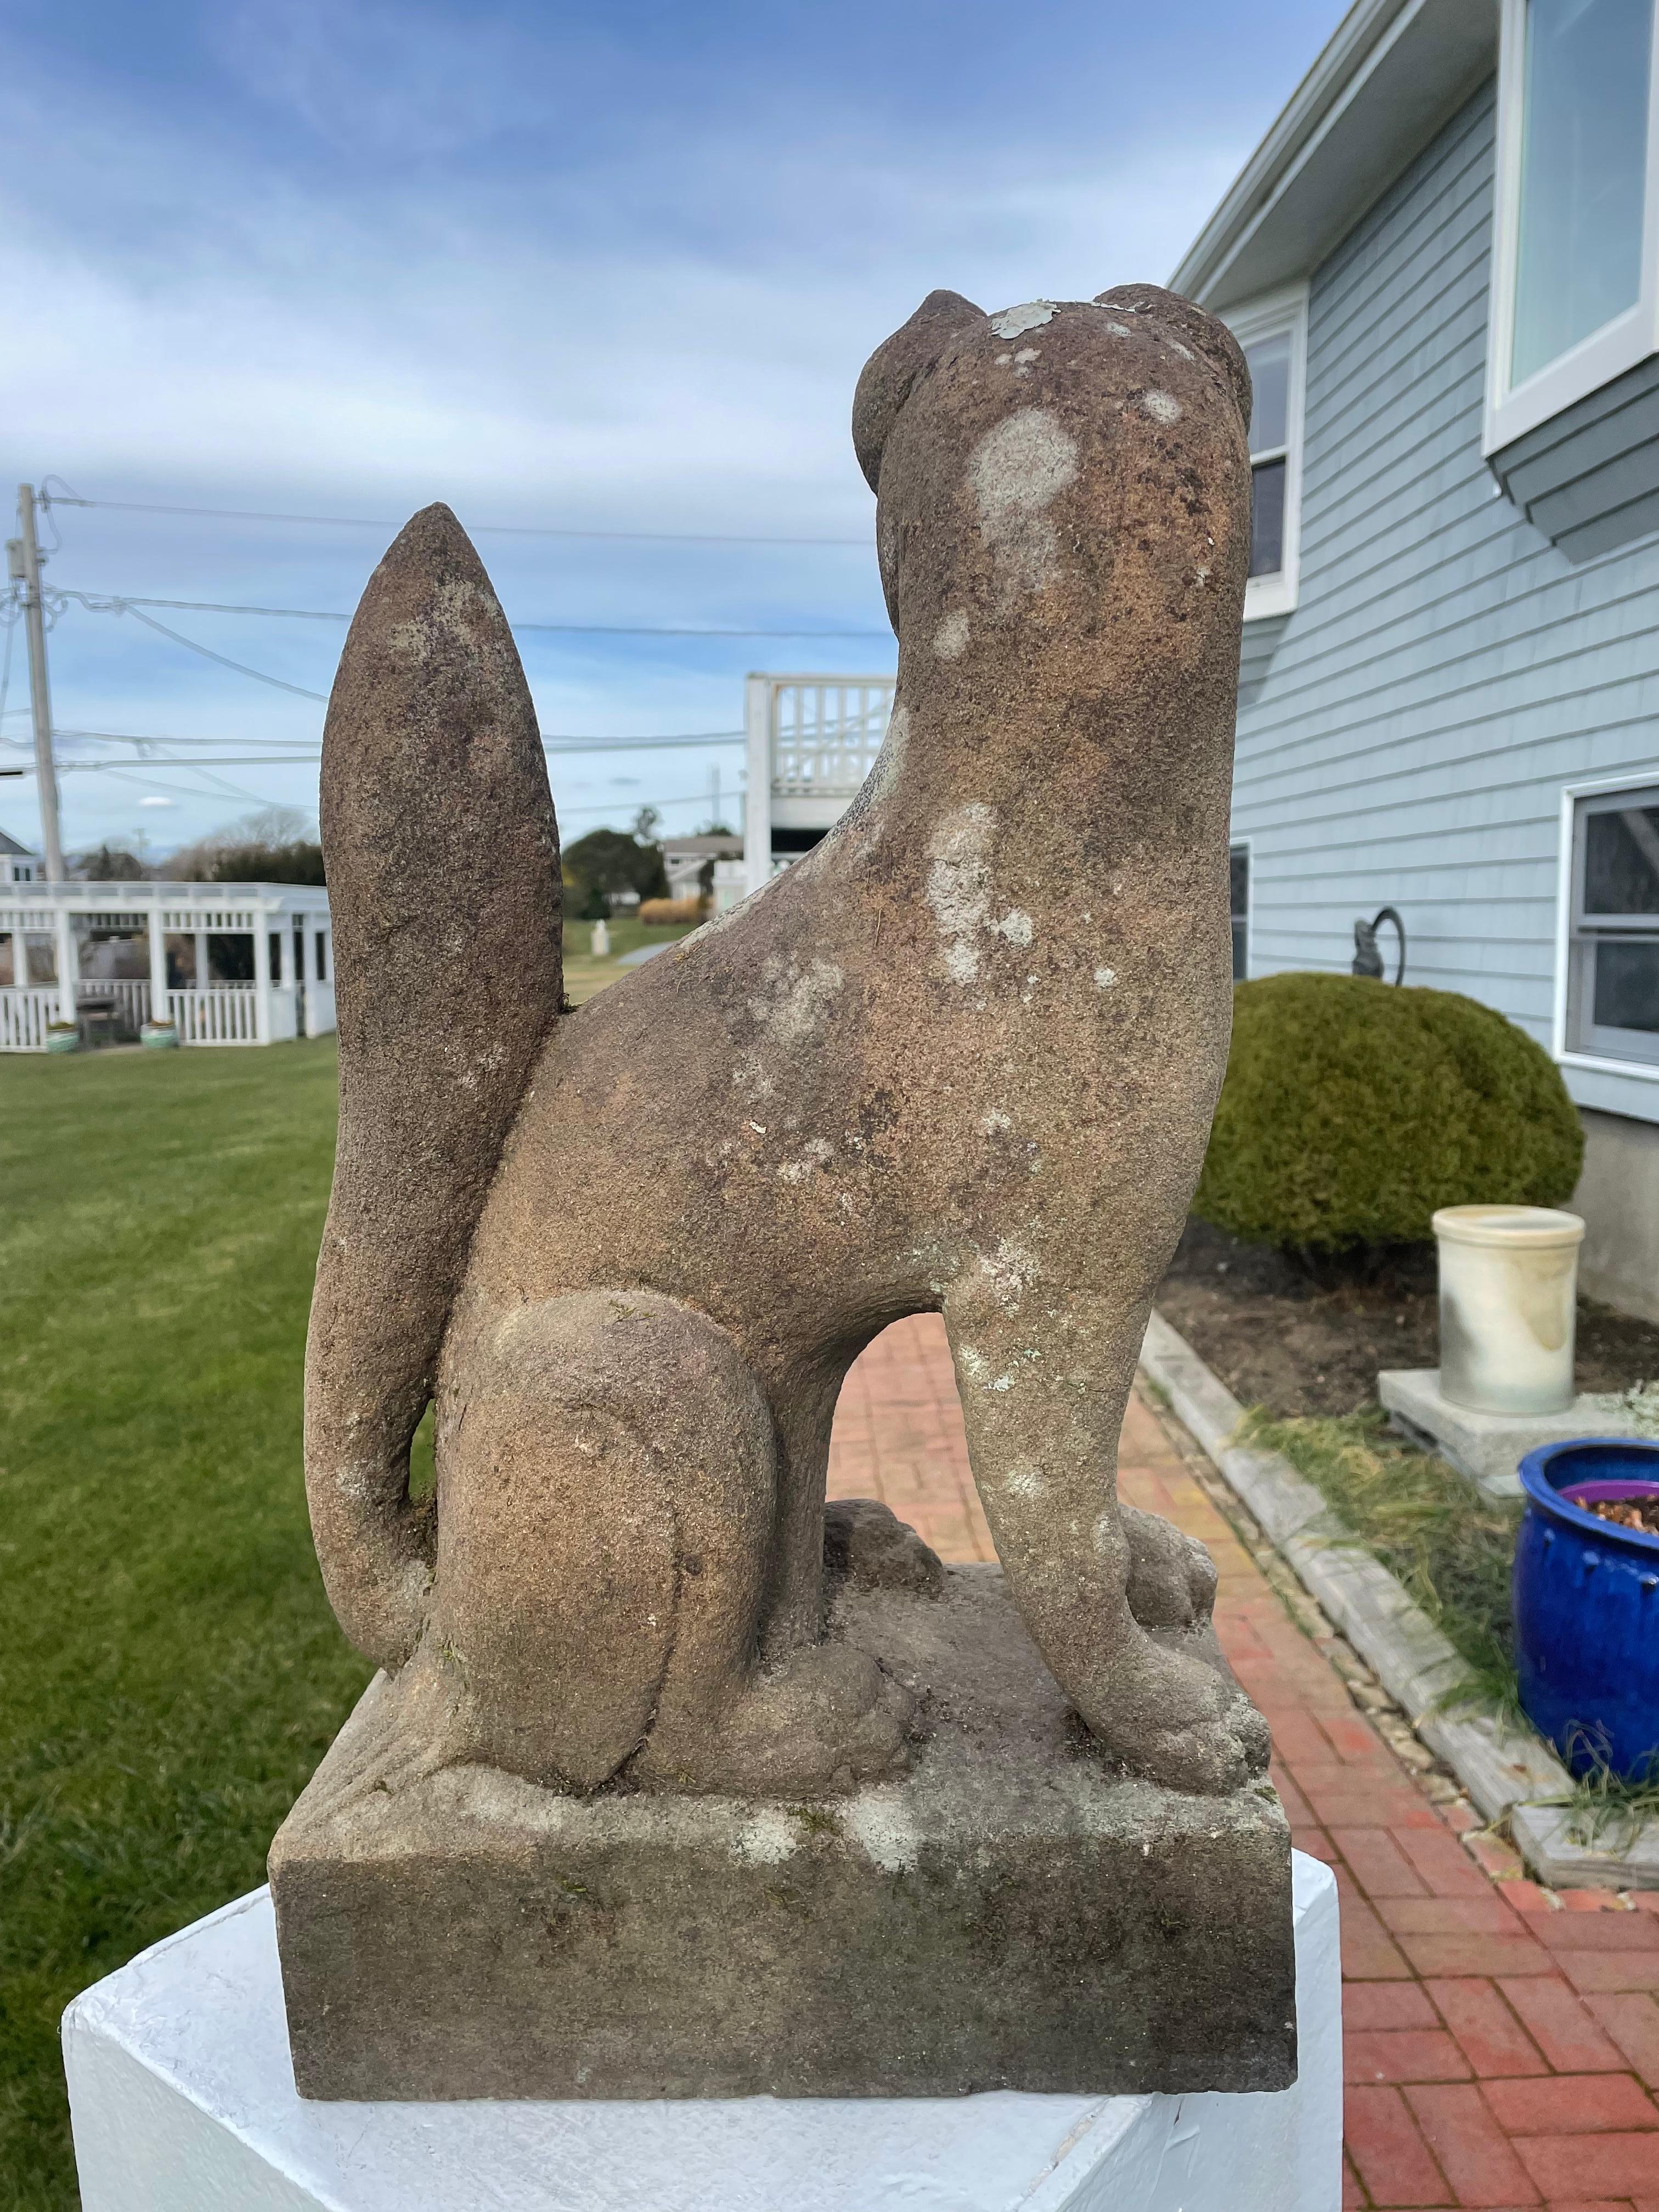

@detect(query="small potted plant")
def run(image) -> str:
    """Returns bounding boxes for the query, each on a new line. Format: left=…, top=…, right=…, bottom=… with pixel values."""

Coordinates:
left=1514, top=1437, right=1659, bottom=1779
left=45, top=1019, right=80, bottom=1056
left=139, top=1017, right=180, bottom=1051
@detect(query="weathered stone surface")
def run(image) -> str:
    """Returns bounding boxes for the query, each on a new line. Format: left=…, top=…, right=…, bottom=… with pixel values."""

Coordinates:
left=283, top=280, right=1287, bottom=2102
left=303, top=280, right=1265, bottom=1809
left=822, top=1496, right=946, bottom=1596
left=270, top=1565, right=1294, bottom=2101
left=307, top=506, right=563, bottom=1674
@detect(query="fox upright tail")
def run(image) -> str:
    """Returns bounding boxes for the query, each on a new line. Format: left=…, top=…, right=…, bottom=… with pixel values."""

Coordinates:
left=304, top=505, right=563, bottom=1669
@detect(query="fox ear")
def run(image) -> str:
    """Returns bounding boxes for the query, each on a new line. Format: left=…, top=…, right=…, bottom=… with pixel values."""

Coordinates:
left=853, top=289, right=986, bottom=493
left=1096, top=284, right=1253, bottom=426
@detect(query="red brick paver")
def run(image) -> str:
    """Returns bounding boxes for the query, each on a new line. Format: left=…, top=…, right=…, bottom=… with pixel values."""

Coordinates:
left=826, top=1313, right=994, bottom=1562
left=825, top=1314, right=1659, bottom=2212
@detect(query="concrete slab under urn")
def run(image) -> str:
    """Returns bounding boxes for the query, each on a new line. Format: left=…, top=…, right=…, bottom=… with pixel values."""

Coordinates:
left=1379, top=1366, right=1643, bottom=1499
left=270, top=1566, right=1294, bottom=2102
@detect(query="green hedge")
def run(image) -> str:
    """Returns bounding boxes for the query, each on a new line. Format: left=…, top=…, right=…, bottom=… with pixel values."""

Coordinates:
left=1193, top=973, right=1583, bottom=1252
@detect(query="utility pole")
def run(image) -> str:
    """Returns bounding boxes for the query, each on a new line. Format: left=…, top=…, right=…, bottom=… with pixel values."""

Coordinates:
left=12, top=484, right=64, bottom=879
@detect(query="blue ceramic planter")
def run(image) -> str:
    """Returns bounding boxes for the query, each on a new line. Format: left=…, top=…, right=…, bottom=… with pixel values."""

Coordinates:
left=1513, top=1438, right=1659, bottom=1780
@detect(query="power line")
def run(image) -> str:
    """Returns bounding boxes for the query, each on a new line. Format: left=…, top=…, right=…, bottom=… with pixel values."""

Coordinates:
left=45, top=755, right=720, bottom=823
left=40, top=488, right=869, bottom=549
left=59, top=589, right=891, bottom=642
left=54, top=729, right=304, bottom=751
left=52, top=590, right=330, bottom=699
left=57, top=755, right=325, bottom=769
left=90, top=758, right=268, bottom=808
left=14, top=486, right=883, bottom=819
left=50, top=725, right=747, bottom=756
left=87, top=594, right=348, bottom=624
left=38, top=749, right=745, bottom=771
left=119, top=604, right=331, bottom=699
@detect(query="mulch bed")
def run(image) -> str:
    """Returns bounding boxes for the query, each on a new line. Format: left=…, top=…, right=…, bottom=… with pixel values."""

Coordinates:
left=1156, top=1216, right=1659, bottom=1420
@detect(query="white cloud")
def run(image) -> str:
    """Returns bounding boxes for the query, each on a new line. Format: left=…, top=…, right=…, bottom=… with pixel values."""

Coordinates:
left=208, top=1, right=581, bottom=159
left=0, top=9, right=1265, bottom=856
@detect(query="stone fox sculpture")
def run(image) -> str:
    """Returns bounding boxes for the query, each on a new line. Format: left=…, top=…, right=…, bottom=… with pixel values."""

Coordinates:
left=306, top=283, right=1271, bottom=1803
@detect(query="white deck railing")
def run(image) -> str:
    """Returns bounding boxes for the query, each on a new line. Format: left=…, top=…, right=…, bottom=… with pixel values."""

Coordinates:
left=168, top=985, right=260, bottom=1045
left=0, top=987, right=57, bottom=1051
left=1, top=878, right=332, bottom=1052
left=770, top=680, right=895, bottom=797
left=744, top=674, right=897, bottom=895
left=304, top=980, right=336, bottom=1037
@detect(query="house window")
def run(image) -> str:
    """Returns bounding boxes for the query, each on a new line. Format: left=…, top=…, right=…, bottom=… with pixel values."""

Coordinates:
left=1565, top=783, right=1659, bottom=1067
left=1224, top=288, right=1307, bottom=621
left=1231, top=844, right=1250, bottom=982
left=1487, top=0, right=1659, bottom=450
left=1246, top=336, right=1290, bottom=578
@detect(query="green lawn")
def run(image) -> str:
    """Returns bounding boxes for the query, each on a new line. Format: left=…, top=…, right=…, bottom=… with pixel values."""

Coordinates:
left=1238, top=1404, right=1523, bottom=1714
left=0, top=1039, right=368, bottom=2210
left=1238, top=1409, right=1659, bottom=1838
left=561, top=913, right=699, bottom=1003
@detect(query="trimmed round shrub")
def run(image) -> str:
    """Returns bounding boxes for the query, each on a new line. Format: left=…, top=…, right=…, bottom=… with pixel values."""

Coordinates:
left=1193, top=973, right=1584, bottom=1252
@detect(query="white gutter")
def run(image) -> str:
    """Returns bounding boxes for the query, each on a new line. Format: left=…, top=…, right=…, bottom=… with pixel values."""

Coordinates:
left=1171, top=0, right=1498, bottom=313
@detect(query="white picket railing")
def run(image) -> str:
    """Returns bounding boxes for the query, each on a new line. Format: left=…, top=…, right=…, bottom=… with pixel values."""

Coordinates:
left=304, top=980, right=337, bottom=1038
left=0, top=987, right=58, bottom=1051
left=771, top=680, right=895, bottom=797
left=167, top=986, right=261, bottom=1045
left=1, top=881, right=332, bottom=1051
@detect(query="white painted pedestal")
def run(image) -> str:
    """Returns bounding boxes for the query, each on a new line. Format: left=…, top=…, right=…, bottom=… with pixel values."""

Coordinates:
left=63, top=1853, right=1340, bottom=2212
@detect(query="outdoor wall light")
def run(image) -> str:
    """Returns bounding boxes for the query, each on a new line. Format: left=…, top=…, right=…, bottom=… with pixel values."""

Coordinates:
left=1352, top=906, right=1406, bottom=985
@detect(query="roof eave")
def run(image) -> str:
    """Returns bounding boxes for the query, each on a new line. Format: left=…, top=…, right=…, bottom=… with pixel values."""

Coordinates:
left=1171, top=0, right=1497, bottom=314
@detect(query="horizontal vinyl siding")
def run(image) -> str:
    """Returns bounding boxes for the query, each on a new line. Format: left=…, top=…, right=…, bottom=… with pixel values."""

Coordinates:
left=1234, top=77, right=1659, bottom=1122
left=1493, top=349, right=1659, bottom=561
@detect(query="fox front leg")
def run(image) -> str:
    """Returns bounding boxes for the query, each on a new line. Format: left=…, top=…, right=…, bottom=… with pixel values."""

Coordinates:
left=941, top=1280, right=1269, bottom=1795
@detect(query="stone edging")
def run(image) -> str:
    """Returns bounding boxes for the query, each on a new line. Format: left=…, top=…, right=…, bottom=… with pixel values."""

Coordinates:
left=1139, top=1309, right=1659, bottom=1892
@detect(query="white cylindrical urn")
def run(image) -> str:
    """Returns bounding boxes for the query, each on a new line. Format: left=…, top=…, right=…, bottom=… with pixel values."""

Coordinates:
left=1433, top=1204, right=1585, bottom=1417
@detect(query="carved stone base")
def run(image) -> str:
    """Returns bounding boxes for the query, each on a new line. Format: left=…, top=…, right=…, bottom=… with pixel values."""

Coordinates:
left=269, top=1565, right=1295, bottom=2101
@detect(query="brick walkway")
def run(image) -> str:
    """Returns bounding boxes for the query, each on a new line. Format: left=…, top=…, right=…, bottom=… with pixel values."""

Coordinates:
left=826, top=1315, right=1659, bottom=2211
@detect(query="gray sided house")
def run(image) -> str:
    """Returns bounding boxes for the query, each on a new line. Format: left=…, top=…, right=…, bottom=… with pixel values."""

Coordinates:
left=0, top=827, right=38, bottom=885
left=1174, top=0, right=1659, bottom=1321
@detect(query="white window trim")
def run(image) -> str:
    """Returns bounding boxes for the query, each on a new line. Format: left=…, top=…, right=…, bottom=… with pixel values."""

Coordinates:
left=1230, top=836, right=1254, bottom=983
left=1552, top=768, right=1659, bottom=1082
left=1223, top=284, right=1308, bottom=622
left=1485, top=0, right=1659, bottom=456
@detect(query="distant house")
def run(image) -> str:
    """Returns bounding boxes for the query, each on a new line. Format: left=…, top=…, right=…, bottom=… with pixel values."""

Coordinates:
left=661, top=833, right=743, bottom=906
left=1173, top=0, right=1659, bottom=1321
left=0, top=827, right=38, bottom=885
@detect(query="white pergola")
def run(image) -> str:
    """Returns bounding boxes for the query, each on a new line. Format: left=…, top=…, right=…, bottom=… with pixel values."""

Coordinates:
left=0, top=879, right=334, bottom=1052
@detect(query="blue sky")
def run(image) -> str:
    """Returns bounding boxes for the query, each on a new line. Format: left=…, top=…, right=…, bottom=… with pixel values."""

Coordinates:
left=0, top=0, right=1346, bottom=858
